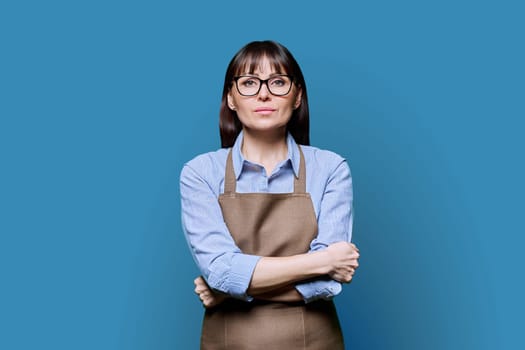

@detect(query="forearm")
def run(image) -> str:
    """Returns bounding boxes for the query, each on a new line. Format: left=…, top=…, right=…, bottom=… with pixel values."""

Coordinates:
left=247, top=251, right=330, bottom=295
left=254, top=285, right=304, bottom=302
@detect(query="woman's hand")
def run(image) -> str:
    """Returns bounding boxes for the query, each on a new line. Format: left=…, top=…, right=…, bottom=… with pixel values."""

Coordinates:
left=325, top=242, right=360, bottom=283
left=194, top=276, right=228, bottom=308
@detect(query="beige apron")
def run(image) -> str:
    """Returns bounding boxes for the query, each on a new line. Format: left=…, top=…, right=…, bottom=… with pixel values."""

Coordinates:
left=201, top=146, right=344, bottom=350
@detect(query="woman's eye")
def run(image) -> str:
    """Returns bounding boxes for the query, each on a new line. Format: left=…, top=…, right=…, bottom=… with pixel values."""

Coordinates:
left=270, top=79, right=285, bottom=86
left=241, top=79, right=258, bottom=87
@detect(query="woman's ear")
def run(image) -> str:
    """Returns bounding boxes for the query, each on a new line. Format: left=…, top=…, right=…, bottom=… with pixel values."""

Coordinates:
left=227, top=93, right=236, bottom=110
left=294, top=88, right=303, bottom=109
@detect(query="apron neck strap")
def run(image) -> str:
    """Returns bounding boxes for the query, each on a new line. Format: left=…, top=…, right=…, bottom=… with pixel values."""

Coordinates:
left=223, top=145, right=307, bottom=194
left=294, top=145, right=306, bottom=193
left=224, top=149, right=237, bottom=193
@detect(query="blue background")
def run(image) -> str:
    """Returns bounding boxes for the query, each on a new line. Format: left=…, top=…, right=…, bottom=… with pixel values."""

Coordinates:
left=1, top=0, right=523, bottom=349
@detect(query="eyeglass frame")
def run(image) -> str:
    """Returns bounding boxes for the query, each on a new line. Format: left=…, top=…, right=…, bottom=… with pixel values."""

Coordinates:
left=232, top=75, right=296, bottom=96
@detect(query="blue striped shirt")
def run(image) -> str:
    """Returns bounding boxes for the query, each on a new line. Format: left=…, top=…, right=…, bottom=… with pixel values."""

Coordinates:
left=180, top=131, right=353, bottom=303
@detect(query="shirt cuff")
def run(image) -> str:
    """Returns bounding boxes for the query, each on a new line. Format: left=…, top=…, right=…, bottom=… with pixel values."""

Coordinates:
left=296, top=278, right=342, bottom=303
left=207, top=253, right=261, bottom=301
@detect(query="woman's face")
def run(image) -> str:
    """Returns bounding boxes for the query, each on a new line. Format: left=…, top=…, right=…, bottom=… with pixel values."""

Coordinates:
left=227, top=56, right=302, bottom=135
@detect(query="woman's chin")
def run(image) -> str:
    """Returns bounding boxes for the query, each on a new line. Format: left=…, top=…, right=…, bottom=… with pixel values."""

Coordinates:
left=243, top=123, right=288, bottom=135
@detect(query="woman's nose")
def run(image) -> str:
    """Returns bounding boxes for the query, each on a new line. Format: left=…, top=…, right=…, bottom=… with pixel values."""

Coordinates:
left=257, top=82, right=271, bottom=100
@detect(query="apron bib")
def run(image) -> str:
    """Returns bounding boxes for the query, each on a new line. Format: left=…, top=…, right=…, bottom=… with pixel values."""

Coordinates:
left=201, top=146, right=344, bottom=350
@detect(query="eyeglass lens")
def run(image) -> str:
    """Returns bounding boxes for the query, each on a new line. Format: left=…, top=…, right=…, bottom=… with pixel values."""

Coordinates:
left=236, top=76, right=292, bottom=96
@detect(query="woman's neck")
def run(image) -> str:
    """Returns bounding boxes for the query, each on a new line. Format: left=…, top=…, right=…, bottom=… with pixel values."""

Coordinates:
left=241, top=128, right=288, bottom=176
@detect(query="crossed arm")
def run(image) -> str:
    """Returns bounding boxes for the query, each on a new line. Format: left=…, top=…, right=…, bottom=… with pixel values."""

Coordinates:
left=195, top=241, right=360, bottom=307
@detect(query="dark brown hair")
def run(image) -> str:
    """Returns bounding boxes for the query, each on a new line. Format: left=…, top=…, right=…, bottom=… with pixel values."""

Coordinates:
left=219, top=41, right=310, bottom=147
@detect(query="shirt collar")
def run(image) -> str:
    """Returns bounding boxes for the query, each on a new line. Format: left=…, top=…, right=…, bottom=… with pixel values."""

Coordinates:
left=231, top=130, right=301, bottom=180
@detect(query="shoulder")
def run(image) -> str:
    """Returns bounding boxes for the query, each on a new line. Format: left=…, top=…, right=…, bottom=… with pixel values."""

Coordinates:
left=300, top=145, right=350, bottom=175
left=180, top=148, right=229, bottom=183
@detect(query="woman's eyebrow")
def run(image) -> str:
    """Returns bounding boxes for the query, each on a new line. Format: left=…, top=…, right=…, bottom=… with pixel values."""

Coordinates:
left=238, top=72, right=284, bottom=77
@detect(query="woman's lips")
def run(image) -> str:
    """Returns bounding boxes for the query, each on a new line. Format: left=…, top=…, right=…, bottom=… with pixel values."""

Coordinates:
left=255, top=107, right=276, bottom=115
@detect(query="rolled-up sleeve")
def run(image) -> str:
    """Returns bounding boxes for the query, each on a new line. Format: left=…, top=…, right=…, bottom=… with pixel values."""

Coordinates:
left=295, top=158, right=353, bottom=303
left=180, top=162, right=261, bottom=301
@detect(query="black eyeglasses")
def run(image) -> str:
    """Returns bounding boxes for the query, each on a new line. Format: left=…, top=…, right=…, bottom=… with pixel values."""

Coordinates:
left=233, top=75, right=294, bottom=96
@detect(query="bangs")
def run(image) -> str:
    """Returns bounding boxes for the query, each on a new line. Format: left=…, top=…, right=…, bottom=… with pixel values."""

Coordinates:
left=233, top=49, right=290, bottom=76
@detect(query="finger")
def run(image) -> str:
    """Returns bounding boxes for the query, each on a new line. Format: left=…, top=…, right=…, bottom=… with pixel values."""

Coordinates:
left=195, top=278, right=207, bottom=288
left=349, top=251, right=360, bottom=258
left=345, top=253, right=358, bottom=261
left=333, top=273, right=352, bottom=283
left=203, top=295, right=216, bottom=308
left=335, top=274, right=352, bottom=283
left=195, top=282, right=209, bottom=290
left=195, top=286, right=207, bottom=294
left=195, top=280, right=209, bottom=291
left=343, top=271, right=354, bottom=283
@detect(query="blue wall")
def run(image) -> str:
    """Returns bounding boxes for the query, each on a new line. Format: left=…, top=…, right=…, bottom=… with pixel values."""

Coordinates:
left=1, top=1, right=523, bottom=349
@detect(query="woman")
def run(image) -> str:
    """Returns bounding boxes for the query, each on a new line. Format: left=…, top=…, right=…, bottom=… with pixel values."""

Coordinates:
left=180, top=40, right=360, bottom=349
